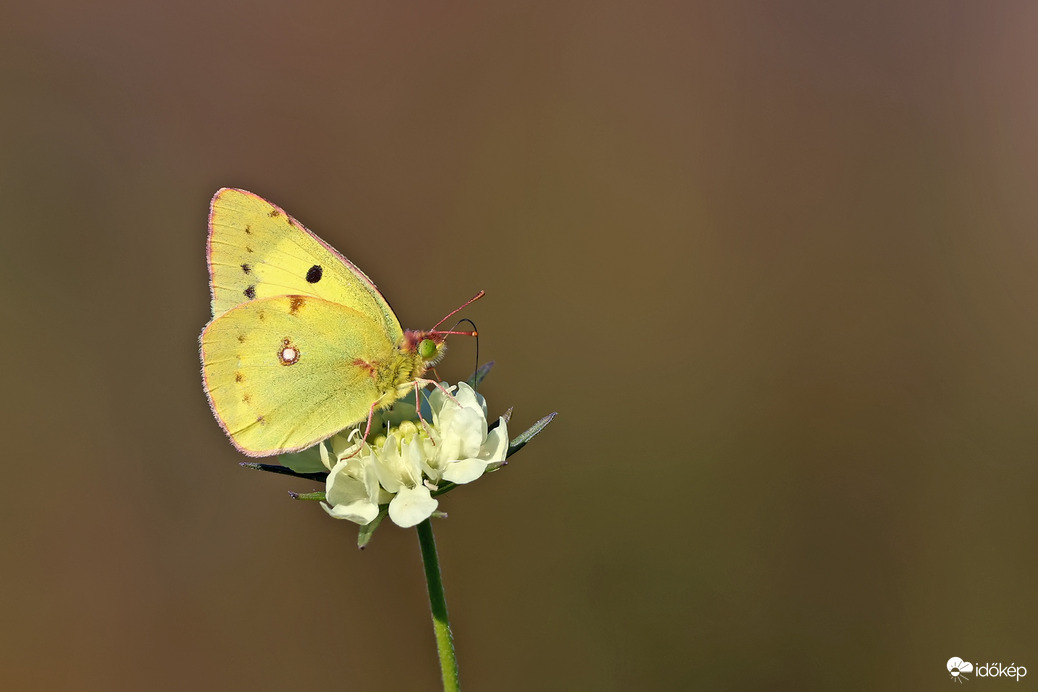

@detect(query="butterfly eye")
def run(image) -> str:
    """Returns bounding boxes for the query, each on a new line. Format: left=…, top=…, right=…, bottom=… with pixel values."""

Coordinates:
left=419, top=339, right=438, bottom=360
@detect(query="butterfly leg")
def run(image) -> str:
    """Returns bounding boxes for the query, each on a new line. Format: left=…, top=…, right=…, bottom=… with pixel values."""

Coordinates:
left=361, top=398, right=381, bottom=440
left=410, top=378, right=467, bottom=442
left=419, top=379, right=464, bottom=409
left=337, top=399, right=384, bottom=460
left=412, top=380, right=434, bottom=436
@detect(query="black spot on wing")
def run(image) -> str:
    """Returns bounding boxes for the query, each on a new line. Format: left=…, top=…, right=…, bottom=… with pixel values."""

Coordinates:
left=241, top=263, right=252, bottom=274
left=306, top=265, right=323, bottom=283
left=244, top=285, right=256, bottom=300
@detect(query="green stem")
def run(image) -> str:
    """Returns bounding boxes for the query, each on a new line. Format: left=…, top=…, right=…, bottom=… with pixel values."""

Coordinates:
left=417, top=518, right=460, bottom=691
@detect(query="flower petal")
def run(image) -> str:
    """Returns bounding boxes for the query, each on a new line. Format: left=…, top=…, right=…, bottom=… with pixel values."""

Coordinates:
left=388, top=485, right=439, bottom=528
left=321, top=500, right=380, bottom=525
left=484, top=422, right=509, bottom=461
left=442, top=458, right=488, bottom=484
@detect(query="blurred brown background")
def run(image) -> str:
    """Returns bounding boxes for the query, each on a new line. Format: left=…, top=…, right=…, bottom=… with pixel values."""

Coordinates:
left=2, top=2, right=1036, bottom=690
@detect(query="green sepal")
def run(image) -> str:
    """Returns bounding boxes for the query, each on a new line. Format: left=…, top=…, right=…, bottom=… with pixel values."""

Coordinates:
left=466, top=361, right=495, bottom=390
left=431, top=482, right=457, bottom=497
left=507, top=412, right=557, bottom=458
left=486, top=408, right=511, bottom=437
left=288, top=490, right=326, bottom=502
left=358, top=507, right=389, bottom=549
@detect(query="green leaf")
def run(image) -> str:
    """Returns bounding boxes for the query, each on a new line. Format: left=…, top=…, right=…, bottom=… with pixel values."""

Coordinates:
left=239, top=462, right=328, bottom=482
left=507, top=412, right=557, bottom=458
left=358, top=508, right=389, bottom=549
left=278, top=442, right=330, bottom=474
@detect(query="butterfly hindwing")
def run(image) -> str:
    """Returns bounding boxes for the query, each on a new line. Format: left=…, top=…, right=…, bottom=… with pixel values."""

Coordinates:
left=200, top=294, right=396, bottom=456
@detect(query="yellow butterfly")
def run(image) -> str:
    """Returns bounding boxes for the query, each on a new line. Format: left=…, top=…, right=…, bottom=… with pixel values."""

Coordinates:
left=200, top=188, right=480, bottom=457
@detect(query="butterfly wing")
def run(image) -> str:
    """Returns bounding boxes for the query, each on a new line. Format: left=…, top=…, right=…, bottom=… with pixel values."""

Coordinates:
left=207, top=188, right=402, bottom=345
left=200, top=295, right=396, bottom=456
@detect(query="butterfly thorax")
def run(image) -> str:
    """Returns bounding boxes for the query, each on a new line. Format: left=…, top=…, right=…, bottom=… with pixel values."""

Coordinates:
left=369, top=330, right=446, bottom=409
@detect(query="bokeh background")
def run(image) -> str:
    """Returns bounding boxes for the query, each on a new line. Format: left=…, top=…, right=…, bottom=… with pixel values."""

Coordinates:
left=3, top=2, right=1037, bottom=690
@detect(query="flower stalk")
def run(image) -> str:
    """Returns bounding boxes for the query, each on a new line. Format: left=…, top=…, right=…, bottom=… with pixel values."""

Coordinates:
left=417, top=518, right=460, bottom=692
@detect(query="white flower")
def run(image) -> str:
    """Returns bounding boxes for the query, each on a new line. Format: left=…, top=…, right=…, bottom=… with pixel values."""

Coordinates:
left=371, top=421, right=440, bottom=528
left=320, top=435, right=391, bottom=525
left=319, top=382, right=509, bottom=529
left=423, top=382, right=509, bottom=485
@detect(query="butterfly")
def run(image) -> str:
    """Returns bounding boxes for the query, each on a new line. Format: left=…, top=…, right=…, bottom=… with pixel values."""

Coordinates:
left=200, top=188, right=480, bottom=457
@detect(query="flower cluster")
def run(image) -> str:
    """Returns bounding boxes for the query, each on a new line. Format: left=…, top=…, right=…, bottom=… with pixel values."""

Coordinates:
left=318, top=382, right=509, bottom=528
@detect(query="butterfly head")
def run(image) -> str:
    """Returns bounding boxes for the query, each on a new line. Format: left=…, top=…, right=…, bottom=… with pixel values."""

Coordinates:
left=401, top=330, right=448, bottom=368
left=399, top=292, right=483, bottom=376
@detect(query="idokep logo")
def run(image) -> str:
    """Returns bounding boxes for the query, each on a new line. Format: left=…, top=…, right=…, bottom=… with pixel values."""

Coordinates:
left=947, top=657, right=1028, bottom=683
left=948, top=658, right=974, bottom=683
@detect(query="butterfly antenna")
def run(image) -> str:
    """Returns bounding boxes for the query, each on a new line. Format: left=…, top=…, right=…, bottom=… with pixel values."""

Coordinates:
left=430, top=290, right=484, bottom=334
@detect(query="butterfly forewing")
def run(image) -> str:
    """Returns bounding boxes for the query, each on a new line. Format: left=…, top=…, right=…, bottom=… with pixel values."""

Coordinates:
left=207, top=188, right=402, bottom=345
